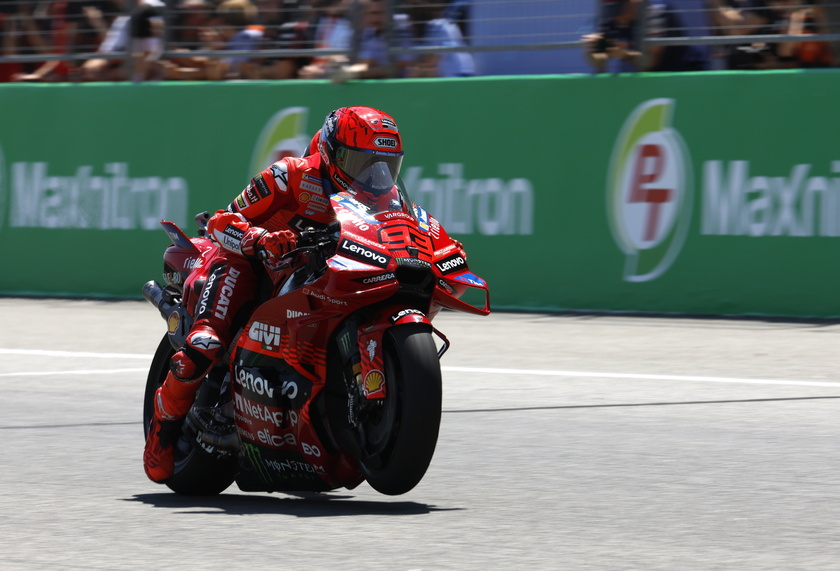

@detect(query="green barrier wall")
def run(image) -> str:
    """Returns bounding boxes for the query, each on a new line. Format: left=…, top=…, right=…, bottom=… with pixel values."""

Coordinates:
left=0, top=72, right=838, bottom=317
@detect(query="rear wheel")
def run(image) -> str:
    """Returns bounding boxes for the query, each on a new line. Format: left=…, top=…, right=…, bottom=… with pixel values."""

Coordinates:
left=143, top=334, right=237, bottom=496
left=359, top=324, right=442, bottom=496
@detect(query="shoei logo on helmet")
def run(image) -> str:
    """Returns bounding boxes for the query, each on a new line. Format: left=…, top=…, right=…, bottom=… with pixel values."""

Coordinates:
left=607, top=99, right=693, bottom=283
left=250, top=107, right=310, bottom=175
left=373, top=137, right=398, bottom=149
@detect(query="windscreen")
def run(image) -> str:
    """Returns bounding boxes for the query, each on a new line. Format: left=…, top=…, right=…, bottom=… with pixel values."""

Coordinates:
left=345, top=161, right=416, bottom=218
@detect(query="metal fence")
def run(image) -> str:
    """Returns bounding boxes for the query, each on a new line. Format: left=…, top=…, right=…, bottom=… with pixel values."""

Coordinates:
left=0, top=0, right=837, bottom=82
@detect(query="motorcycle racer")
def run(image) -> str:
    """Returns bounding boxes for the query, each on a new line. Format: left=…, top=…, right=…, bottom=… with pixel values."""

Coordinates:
left=143, top=106, right=405, bottom=483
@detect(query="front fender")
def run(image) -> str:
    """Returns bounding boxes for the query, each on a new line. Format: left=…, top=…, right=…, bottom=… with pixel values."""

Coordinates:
left=356, top=305, right=433, bottom=400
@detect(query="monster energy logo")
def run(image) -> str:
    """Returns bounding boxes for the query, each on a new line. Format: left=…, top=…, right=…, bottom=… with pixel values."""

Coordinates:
left=242, top=442, right=273, bottom=484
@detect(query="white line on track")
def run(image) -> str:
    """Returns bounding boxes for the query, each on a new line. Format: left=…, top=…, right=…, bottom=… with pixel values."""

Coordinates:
left=1, top=348, right=838, bottom=388
left=0, top=348, right=151, bottom=360
left=0, top=369, right=148, bottom=377
left=441, top=366, right=840, bottom=388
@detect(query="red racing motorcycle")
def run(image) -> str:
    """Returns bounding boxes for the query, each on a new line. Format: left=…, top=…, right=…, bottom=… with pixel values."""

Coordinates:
left=142, top=166, right=490, bottom=496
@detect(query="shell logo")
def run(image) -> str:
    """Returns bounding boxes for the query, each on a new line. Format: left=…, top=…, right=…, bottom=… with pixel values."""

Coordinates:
left=363, top=370, right=386, bottom=398
left=606, top=99, right=693, bottom=282
left=167, top=311, right=180, bottom=334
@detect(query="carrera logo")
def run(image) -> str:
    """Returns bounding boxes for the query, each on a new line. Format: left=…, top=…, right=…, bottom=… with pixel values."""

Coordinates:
left=607, top=99, right=693, bottom=282
left=373, top=137, right=397, bottom=149
left=357, top=272, right=395, bottom=284
left=339, top=238, right=391, bottom=268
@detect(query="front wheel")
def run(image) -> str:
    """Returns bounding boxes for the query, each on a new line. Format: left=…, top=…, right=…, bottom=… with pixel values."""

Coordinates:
left=360, top=324, right=443, bottom=496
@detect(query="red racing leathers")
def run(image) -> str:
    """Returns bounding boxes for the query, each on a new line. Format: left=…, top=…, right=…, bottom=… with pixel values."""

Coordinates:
left=144, top=151, right=336, bottom=482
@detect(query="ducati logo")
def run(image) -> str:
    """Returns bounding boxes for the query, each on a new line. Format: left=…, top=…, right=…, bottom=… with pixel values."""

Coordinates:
left=607, top=99, right=693, bottom=282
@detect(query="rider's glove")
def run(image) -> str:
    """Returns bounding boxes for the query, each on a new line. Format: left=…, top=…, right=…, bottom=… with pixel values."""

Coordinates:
left=209, top=211, right=297, bottom=262
left=254, top=229, right=297, bottom=263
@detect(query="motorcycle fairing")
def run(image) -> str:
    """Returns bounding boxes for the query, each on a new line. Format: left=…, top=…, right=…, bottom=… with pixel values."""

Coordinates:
left=161, top=221, right=215, bottom=292
left=231, top=347, right=362, bottom=492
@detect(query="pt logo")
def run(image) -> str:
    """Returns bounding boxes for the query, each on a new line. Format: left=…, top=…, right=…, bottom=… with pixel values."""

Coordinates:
left=607, top=99, right=693, bottom=282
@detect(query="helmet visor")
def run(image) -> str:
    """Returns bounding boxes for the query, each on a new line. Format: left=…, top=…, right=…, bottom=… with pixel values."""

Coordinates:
left=335, top=145, right=403, bottom=184
left=350, top=161, right=398, bottom=198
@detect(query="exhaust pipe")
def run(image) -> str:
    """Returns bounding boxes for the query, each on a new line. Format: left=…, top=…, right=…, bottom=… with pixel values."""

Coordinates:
left=142, top=280, right=178, bottom=320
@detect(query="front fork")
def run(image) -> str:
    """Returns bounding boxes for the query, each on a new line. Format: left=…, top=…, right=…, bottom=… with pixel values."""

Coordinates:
left=348, top=305, right=449, bottom=404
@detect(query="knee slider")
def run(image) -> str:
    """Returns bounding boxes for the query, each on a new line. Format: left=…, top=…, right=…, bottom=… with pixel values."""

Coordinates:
left=170, top=328, right=225, bottom=382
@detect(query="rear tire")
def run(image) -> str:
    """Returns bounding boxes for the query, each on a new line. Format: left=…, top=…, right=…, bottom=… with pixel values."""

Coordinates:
left=143, top=333, right=237, bottom=496
left=360, top=324, right=442, bottom=496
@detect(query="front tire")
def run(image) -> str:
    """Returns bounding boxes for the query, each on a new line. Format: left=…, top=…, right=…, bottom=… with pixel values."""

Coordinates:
left=360, top=324, right=442, bottom=496
left=143, top=333, right=237, bottom=496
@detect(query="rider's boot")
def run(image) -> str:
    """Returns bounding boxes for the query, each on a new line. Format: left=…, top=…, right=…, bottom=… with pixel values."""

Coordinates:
left=142, top=278, right=239, bottom=483
left=143, top=371, right=202, bottom=483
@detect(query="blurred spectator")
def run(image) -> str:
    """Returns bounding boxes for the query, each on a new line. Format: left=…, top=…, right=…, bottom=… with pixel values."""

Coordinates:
left=72, top=1, right=120, bottom=55
left=820, top=0, right=840, bottom=66
left=199, top=0, right=264, bottom=79
left=784, top=2, right=835, bottom=66
left=582, top=0, right=643, bottom=73
left=252, top=22, right=313, bottom=78
left=243, top=0, right=312, bottom=79
left=130, top=0, right=165, bottom=81
left=81, top=0, right=131, bottom=81
left=645, top=0, right=711, bottom=71
left=254, top=0, right=301, bottom=27
left=711, top=0, right=834, bottom=68
left=297, top=0, right=352, bottom=78
left=11, top=1, right=81, bottom=81
left=583, top=0, right=711, bottom=73
left=352, top=0, right=410, bottom=78
left=329, top=0, right=414, bottom=81
left=0, top=0, right=834, bottom=82
left=168, top=0, right=213, bottom=51
left=160, top=0, right=220, bottom=80
left=443, top=0, right=470, bottom=39
left=0, top=2, right=24, bottom=81
left=406, top=0, right=475, bottom=77
left=709, top=0, right=778, bottom=68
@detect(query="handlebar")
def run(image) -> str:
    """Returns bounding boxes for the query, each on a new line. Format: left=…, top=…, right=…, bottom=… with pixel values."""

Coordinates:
left=297, top=221, right=340, bottom=249
left=258, top=222, right=340, bottom=270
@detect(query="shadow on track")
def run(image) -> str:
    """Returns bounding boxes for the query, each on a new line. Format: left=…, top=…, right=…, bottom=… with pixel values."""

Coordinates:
left=126, top=492, right=460, bottom=517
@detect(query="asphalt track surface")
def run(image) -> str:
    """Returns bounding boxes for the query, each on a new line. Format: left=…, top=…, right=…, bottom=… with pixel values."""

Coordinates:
left=2, top=298, right=840, bottom=570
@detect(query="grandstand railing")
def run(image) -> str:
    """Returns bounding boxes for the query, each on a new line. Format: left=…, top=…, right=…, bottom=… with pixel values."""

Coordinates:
left=0, top=0, right=837, bottom=80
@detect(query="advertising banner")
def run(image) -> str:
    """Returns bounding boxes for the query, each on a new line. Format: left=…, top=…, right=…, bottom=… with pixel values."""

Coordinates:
left=0, top=73, right=837, bottom=316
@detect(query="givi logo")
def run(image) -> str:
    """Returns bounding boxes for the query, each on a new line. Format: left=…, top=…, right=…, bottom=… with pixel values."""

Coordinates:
left=607, top=99, right=693, bottom=282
